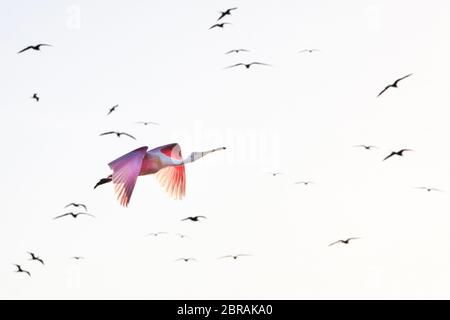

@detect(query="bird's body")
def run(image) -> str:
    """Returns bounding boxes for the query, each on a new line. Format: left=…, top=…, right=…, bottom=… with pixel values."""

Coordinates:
left=13, top=264, right=31, bottom=276
left=329, top=237, right=360, bottom=246
left=31, top=93, right=39, bottom=102
left=100, top=131, right=136, bottom=140
left=226, top=62, right=270, bottom=69
left=175, top=258, right=196, bottom=262
left=27, top=252, right=44, bottom=265
left=209, top=22, right=231, bottom=30
left=383, top=149, right=413, bottom=161
left=53, top=212, right=95, bottom=220
left=71, top=256, right=84, bottom=260
left=177, top=233, right=190, bottom=239
left=146, top=232, right=168, bottom=237
left=225, top=49, right=249, bottom=55
left=268, top=172, right=283, bottom=177
left=354, top=145, right=377, bottom=150
left=377, top=73, right=413, bottom=97
left=107, top=105, right=119, bottom=115
left=65, top=203, right=88, bottom=211
left=135, top=121, right=159, bottom=126
left=181, top=215, right=207, bottom=222
left=96, top=144, right=226, bottom=207
left=18, top=44, right=52, bottom=54
left=294, top=181, right=313, bottom=186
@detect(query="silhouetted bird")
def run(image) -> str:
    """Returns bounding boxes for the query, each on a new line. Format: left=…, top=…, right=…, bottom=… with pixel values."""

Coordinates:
left=383, top=149, right=413, bottom=161
left=18, top=44, right=52, bottom=54
left=53, top=212, right=95, bottom=220
left=135, top=121, right=159, bottom=126
left=71, top=256, right=84, bottom=260
left=218, top=254, right=252, bottom=260
left=217, top=7, right=238, bottom=21
left=226, top=62, right=271, bottom=69
left=414, top=187, right=443, bottom=193
left=27, top=252, right=44, bottom=265
left=268, top=172, right=283, bottom=177
left=299, top=49, right=319, bottom=53
left=225, top=49, right=249, bottom=54
left=94, top=175, right=112, bottom=189
left=107, top=104, right=119, bottom=115
left=209, top=22, right=231, bottom=30
left=176, top=233, right=190, bottom=239
left=31, top=93, right=39, bottom=102
left=100, top=131, right=136, bottom=140
left=175, top=258, right=197, bottom=262
left=329, top=237, right=360, bottom=246
left=377, top=73, right=413, bottom=97
left=13, top=264, right=31, bottom=276
left=181, top=216, right=207, bottom=222
left=294, top=181, right=313, bottom=186
left=65, top=203, right=87, bottom=211
left=354, top=145, right=377, bottom=150
left=146, top=232, right=168, bottom=237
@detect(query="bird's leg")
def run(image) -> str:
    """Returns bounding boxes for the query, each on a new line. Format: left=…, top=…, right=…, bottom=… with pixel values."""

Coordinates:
left=94, top=175, right=112, bottom=189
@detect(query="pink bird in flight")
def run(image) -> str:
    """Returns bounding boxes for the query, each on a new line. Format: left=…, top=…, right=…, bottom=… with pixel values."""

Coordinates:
left=96, top=143, right=226, bottom=207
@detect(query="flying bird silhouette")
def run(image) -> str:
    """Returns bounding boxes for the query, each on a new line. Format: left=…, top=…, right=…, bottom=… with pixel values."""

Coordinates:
left=64, top=203, right=87, bottom=211
left=107, top=104, right=119, bottom=115
left=414, top=187, right=443, bottom=192
left=268, top=172, right=283, bottom=177
left=226, top=62, right=271, bottom=69
left=299, top=49, right=320, bottom=53
left=377, top=73, right=413, bottom=97
left=13, top=264, right=31, bottom=276
left=217, top=7, right=237, bottom=21
left=209, top=22, right=231, bottom=30
left=294, top=181, right=313, bottom=186
left=329, top=237, right=360, bottom=246
left=146, top=232, right=168, bottom=237
left=53, top=212, right=95, bottom=220
left=218, top=254, right=252, bottom=260
left=175, top=258, right=197, bottom=262
left=100, top=131, right=136, bottom=140
left=176, top=233, right=190, bottom=239
left=18, top=44, right=52, bottom=54
left=135, top=121, right=159, bottom=126
left=27, top=252, right=44, bottom=265
left=71, top=256, right=84, bottom=260
left=354, top=145, right=377, bottom=150
left=383, top=149, right=413, bottom=161
left=181, top=216, right=207, bottom=222
left=95, top=144, right=226, bottom=207
left=31, top=93, right=39, bottom=102
left=225, top=49, right=249, bottom=54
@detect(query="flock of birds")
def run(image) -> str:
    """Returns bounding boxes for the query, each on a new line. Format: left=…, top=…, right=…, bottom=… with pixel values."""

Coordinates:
left=9, top=5, right=444, bottom=286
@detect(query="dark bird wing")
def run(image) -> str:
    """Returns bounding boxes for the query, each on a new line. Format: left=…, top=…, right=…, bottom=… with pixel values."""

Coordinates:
left=24, top=270, right=31, bottom=276
left=225, top=63, right=245, bottom=69
left=346, top=237, right=360, bottom=242
left=78, top=212, right=95, bottom=218
left=382, top=152, right=395, bottom=161
left=209, top=24, right=221, bottom=29
left=218, top=255, right=233, bottom=259
left=250, top=62, right=271, bottom=66
left=181, top=217, right=191, bottom=221
left=398, top=149, right=413, bottom=154
left=37, top=44, right=52, bottom=47
left=79, top=204, right=88, bottom=211
left=100, top=131, right=116, bottom=136
left=121, top=132, right=137, bottom=140
left=107, top=105, right=118, bottom=115
left=53, top=213, right=71, bottom=220
left=196, top=216, right=207, bottom=219
left=64, top=203, right=76, bottom=209
left=17, top=46, right=33, bottom=54
left=377, top=85, right=392, bottom=97
left=393, top=73, right=413, bottom=86
left=328, top=240, right=343, bottom=247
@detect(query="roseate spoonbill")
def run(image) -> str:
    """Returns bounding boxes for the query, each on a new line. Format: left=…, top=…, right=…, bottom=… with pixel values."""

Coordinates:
left=27, top=252, right=44, bottom=265
left=383, top=149, right=413, bottom=161
left=65, top=203, right=88, bottom=211
left=13, top=264, right=31, bottom=276
left=329, top=237, right=360, bottom=247
left=377, top=73, right=413, bottom=97
left=18, top=44, right=52, bottom=54
left=97, top=144, right=226, bottom=207
left=217, top=7, right=237, bottom=21
left=181, top=216, right=207, bottom=222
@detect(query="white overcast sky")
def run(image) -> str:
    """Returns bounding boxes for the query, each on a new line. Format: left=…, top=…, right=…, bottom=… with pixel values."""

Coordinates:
left=1, top=0, right=450, bottom=299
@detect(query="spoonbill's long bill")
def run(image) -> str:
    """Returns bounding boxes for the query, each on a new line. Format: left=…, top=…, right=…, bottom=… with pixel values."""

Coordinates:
left=96, top=143, right=226, bottom=207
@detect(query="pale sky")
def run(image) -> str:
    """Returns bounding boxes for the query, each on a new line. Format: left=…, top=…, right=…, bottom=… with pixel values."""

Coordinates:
left=1, top=0, right=450, bottom=299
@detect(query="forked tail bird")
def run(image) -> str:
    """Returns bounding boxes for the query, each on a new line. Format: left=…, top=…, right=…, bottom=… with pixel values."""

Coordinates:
left=96, top=144, right=226, bottom=207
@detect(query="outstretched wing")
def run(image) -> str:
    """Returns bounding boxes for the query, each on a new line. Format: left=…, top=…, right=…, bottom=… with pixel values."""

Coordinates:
left=17, top=46, right=32, bottom=54
left=108, top=146, right=148, bottom=207
left=377, top=85, right=391, bottom=97
left=154, top=144, right=186, bottom=200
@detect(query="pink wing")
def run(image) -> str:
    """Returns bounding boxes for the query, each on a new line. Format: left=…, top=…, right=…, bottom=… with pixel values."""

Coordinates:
left=153, top=143, right=186, bottom=199
left=155, top=165, right=186, bottom=200
left=108, top=146, right=148, bottom=207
